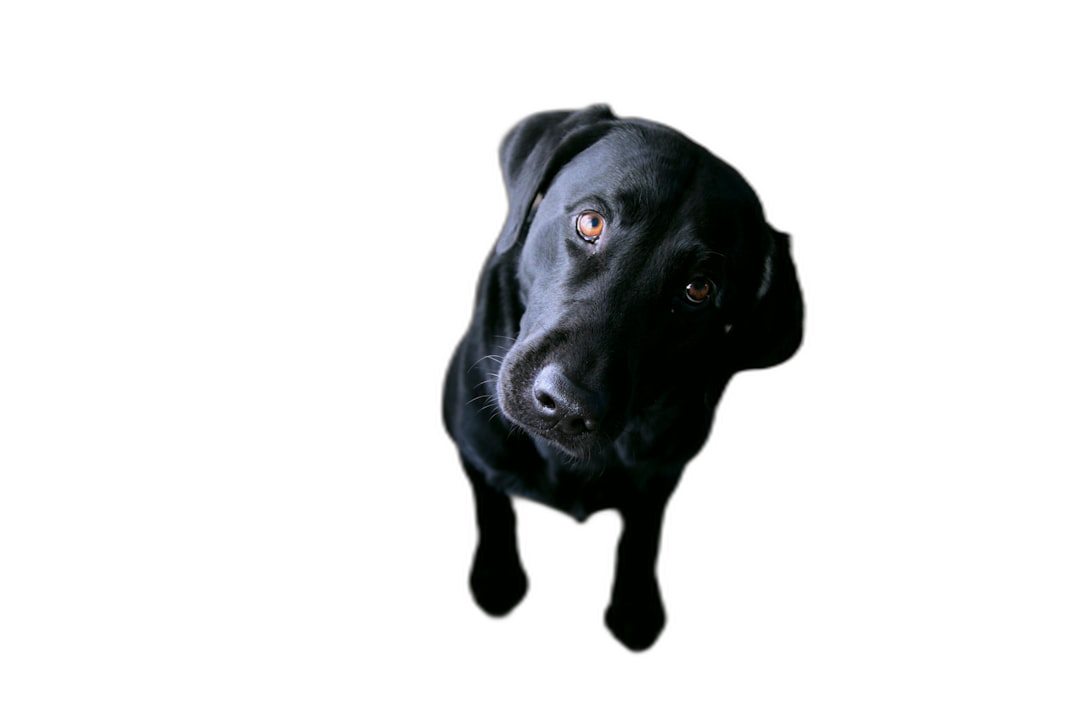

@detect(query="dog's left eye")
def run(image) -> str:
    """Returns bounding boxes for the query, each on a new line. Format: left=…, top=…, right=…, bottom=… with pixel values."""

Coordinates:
left=684, top=277, right=713, bottom=304
left=576, top=211, right=605, bottom=241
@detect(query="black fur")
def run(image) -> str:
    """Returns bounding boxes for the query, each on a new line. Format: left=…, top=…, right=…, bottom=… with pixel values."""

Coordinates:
left=443, top=106, right=803, bottom=650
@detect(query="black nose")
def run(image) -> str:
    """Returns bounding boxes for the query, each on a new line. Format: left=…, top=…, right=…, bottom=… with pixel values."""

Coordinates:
left=532, top=365, right=607, bottom=435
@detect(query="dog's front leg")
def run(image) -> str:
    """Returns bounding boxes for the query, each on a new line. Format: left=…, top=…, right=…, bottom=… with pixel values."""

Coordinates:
left=462, top=458, right=528, bottom=617
left=605, top=489, right=674, bottom=650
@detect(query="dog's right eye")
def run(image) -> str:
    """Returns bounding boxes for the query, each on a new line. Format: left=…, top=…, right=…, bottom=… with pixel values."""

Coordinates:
left=684, top=277, right=714, bottom=305
left=576, top=211, right=605, bottom=242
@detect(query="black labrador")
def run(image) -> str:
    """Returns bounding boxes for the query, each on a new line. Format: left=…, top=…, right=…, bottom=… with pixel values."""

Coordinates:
left=443, top=105, right=803, bottom=650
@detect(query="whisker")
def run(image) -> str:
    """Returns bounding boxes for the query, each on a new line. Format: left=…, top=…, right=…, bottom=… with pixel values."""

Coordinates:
left=471, top=374, right=498, bottom=392
left=467, top=354, right=506, bottom=374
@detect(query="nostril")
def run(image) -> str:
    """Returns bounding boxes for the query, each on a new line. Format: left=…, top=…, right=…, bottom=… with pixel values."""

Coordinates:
left=563, top=414, right=592, bottom=434
left=533, top=366, right=564, bottom=418
left=535, top=388, right=557, bottom=412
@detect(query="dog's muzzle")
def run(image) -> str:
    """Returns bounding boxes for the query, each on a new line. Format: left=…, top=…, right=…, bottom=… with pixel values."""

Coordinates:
left=497, top=356, right=613, bottom=456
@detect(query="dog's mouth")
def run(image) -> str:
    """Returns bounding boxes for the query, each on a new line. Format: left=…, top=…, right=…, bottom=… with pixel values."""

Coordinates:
left=497, top=391, right=606, bottom=457
left=504, top=411, right=610, bottom=460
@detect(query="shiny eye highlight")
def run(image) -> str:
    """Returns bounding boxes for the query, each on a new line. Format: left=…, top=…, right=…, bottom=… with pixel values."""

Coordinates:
left=575, top=211, right=605, bottom=242
left=684, top=277, right=713, bottom=304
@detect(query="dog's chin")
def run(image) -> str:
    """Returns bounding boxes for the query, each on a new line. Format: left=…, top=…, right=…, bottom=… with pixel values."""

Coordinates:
left=532, top=426, right=608, bottom=461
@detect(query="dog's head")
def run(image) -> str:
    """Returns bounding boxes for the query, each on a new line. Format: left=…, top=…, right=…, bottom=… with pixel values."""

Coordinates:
left=492, top=106, right=803, bottom=459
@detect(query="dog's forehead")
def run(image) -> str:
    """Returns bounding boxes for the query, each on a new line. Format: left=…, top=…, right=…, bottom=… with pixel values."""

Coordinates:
left=553, top=124, right=756, bottom=215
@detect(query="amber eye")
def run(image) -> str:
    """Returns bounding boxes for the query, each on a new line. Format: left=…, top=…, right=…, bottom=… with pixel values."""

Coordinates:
left=576, top=211, right=605, bottom=241
left=685, top=277, right=713, bottom=304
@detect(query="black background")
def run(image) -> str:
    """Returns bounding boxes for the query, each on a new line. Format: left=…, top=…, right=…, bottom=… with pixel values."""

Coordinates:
left=181, top=60, right=997, bottom=690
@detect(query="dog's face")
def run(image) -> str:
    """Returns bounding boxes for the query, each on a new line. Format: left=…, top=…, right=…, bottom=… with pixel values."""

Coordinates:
left=493, top=117, right=798, bottom=460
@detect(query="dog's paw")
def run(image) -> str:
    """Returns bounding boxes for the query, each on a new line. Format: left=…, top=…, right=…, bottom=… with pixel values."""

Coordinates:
left=604, top=580, right=666, bottom=651
left=469, top=546, right=528, bottom=617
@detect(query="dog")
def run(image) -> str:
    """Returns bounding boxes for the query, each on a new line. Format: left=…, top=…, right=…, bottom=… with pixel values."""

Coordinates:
left=442, top=105, right=803, bottom=650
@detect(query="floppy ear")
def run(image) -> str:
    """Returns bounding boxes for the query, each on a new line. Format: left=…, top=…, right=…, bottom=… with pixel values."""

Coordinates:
left=729, top=226, right=804, bottom=370
left=494, top=104, right=617, bottom=254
